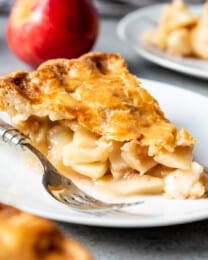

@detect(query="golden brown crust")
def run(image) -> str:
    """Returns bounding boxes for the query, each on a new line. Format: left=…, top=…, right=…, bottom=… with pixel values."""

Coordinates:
left=0, top=203, right=91, bottom=260
left=0, top=52, right=194, bottom=151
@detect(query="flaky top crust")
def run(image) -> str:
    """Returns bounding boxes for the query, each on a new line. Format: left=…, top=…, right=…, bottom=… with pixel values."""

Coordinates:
left=0, top=52, right=194, bottom=150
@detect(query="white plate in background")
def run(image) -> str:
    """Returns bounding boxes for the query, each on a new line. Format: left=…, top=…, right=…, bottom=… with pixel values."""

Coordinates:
left=0, top=78, right=208, bottom=227
left=117, top=4, right=208, bottom=79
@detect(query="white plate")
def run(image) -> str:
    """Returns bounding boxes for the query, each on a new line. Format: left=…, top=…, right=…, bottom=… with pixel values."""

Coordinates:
left=1, top=78, right=208, bottom=228
left=117, top=4, right=208, bottom=79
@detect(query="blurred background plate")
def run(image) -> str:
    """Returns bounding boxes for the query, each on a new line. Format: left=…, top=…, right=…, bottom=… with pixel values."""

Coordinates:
left=94, top=0, right=169, bottom=16
left=117, top=4, right=208, bottom=79
left=94, top=0, right=134, bottom=17
left=94, top=0, right=202, bottom=17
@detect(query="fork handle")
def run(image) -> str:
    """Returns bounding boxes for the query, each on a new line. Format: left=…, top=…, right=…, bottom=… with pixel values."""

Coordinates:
left=0, top=119, right=29, bottom=146
left=0, top=118, right=60, bottom=178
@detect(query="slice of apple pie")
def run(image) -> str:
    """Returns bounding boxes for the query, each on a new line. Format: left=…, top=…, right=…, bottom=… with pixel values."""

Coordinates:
left=0, top=52, right=207, bottom=199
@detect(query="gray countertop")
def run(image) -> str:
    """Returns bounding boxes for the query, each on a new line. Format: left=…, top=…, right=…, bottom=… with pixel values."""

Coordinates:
left=1, top=16, right=208, bottom=260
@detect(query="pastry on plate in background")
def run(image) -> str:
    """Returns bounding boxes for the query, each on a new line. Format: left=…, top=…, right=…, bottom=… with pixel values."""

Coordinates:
left=143, top=0, right=208, bottom=59
left=0, top=203, right=91, bottom=260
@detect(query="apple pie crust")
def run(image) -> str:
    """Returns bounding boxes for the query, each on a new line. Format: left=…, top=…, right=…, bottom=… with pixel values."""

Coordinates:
left=0, top=52, right=207, bottom=199
left=0, top=203, right=91, bottom=260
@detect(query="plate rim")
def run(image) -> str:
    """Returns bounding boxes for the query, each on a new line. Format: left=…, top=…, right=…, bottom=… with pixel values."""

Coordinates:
left=117, top=4, right=208, bottom=79
left=17, top=201, right=208, bottom=228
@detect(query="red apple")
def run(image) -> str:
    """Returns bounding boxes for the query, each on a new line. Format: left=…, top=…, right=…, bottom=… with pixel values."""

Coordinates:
left=6, top=0, right=99, bottom=67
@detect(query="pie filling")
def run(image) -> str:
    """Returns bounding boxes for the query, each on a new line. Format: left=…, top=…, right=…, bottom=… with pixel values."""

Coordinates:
left=17, top=116, right=208, bottom=199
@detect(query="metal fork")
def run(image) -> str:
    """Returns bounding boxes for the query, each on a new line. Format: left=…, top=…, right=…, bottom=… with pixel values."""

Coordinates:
left=0, top=119, right=142, bottom=211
